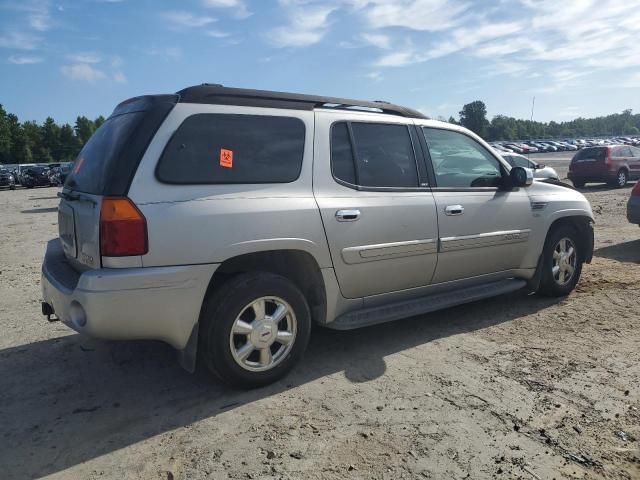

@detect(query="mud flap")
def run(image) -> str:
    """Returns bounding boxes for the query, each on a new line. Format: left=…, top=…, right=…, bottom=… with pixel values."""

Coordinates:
left=176, top=323, right=199, bottom=373
left=527, top=253, right=545, bottom=292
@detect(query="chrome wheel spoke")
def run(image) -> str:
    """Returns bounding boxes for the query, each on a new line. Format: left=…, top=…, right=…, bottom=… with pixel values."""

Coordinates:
left=276, top=331, right=293, bottom=345
left=552, top=265, right=560, bottom=277
left=565, top=263, right=575, bottom=277
left=270, top=304, right=288, bottom=323
left=259, top=347, right=272, bottom=367
left=553, top=250, right=560, bottom=260
left=233, top=320, right=254, bottom=335
left=251, top=299, right=266, bottom=320
left=237, top=342, right=254, bottom=361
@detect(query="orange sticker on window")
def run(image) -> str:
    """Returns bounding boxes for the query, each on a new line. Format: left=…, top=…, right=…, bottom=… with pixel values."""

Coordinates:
left=220, top=148, right=233, bottom=168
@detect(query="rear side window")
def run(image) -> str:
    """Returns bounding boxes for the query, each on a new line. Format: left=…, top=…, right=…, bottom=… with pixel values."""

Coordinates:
left=330, top=121, right=419, bottom=188
left=574, top=147, right=606, bottom=162
left=156, top=114, right=305, bottom=184
left=66, top=112, right=145, bottom=194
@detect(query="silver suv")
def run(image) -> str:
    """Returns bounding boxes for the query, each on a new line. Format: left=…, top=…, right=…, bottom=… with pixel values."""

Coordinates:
left=42, top=85, right=594, bottom=388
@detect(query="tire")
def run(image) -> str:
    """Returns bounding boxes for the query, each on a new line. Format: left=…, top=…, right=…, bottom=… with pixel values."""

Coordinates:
left=199, top=272, right=311, bottom=389
left=9, top=184, right=15, bottom=190
left=571, top=179, right=585, bottom=188
left=537, top=225, right=583, bottom=297
left=613, top=169, right=628, bottom=188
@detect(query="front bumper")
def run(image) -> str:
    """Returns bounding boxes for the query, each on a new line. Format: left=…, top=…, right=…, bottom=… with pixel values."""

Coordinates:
left=41, top=239, right=218, bottom=350
left=628, top=196, right=640, bottom=225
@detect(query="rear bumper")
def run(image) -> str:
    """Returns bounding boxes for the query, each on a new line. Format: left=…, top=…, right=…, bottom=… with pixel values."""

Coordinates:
left=41, top=239, right=218, bottom=350
left=628, top=196, right=640, bottom=225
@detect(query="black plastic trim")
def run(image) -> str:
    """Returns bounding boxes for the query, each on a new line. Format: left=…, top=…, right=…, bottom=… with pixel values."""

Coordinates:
left=176, top=84, right=428, bottom=119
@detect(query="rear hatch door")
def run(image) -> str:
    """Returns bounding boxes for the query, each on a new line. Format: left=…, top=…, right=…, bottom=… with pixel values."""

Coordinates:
left=571, top=147, right=607, bottom=175
left=59, top=95, right=177, bottom=271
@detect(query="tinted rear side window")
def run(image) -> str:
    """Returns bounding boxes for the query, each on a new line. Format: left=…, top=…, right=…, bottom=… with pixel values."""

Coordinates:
left=65, top=112, right=145, bottom=194
left=156, top=114, right=305, bottom=184
left=330, top=123, right=356, bottom=184
left=574, top=147, right=606, bottom=161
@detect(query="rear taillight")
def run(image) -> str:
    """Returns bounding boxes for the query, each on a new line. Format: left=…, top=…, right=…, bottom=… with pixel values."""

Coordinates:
left=100, top=197, right=148, bottom=256
left=632, top=181, right=640, bottom=197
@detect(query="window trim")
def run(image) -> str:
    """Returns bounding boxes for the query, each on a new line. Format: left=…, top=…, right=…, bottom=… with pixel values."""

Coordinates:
left=329, top=120, right=428, bottom=192
left=154, top=112, right=307, bottom=185
left=419, top=125, right=510, bottom=192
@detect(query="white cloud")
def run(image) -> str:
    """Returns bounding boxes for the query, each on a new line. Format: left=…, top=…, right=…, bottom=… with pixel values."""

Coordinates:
left=350, top=0, right=470, bottom=32
left=143, top=46, right=183, bottom=60
left=202, top=0, right=251, bottom=18
left=61, top=63, right=106, bottom=82
left=66, top=52, right=101, bottom=64
left=8, top=54, right=43, bottom=64
left=267, top=1, right=336, bottom=47
left=360, top=33, right=391, bottom=50
left=113, top=71, right=127, bottom=83
left=205, top=29, right=231, bottom=38
left=160, top=11, right=216, bottom=29
left=365, top=71, right=383, bottom=81
left=0, top=31, right=40, bottom=50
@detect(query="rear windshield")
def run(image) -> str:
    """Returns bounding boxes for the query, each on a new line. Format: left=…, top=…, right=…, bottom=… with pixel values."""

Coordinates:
left=65, top=112, right=145, bottom=194
left=574, top=147, right=606, bottom=161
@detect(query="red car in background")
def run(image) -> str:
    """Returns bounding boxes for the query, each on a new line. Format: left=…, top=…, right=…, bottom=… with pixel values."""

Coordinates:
left=568, top=145, right=640, bottom=188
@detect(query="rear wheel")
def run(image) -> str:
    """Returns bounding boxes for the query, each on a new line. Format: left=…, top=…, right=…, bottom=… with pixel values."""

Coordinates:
left=537, top=225, right=583, bottom=297
left=199, top=272, right=311, bottom=388
left=614, top=169, right=628, bottom=188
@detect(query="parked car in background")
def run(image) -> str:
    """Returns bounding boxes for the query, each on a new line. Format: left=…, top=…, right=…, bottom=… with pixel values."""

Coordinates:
left=628, top=181, right=640, bottom=226
left=48, top=164, right=71, bottom=186
left=568, top=145, right=640, bottom=188
left=504, top=143, right=525, bottom=153
left=41, top=84, right=595, bottom=388
left=0, top=167, right=16, bottom=189
left=500, top=152, right=560, bottom=180
left=491, top=143, right=513, bottom=153
left=20, top=166, right=52, bottom=188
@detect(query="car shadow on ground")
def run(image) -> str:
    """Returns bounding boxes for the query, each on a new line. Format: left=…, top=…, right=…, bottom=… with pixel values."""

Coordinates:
left=594, top=239, right=640, bottom=263
left=0, top=289, right=562, bottom=478
left=20, top=207, right=59, bottom=214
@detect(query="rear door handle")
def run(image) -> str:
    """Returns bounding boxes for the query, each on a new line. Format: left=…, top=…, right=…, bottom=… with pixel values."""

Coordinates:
left=445, top=205, right=464, bottom=216
left=335, top=209, right=361, bottom=222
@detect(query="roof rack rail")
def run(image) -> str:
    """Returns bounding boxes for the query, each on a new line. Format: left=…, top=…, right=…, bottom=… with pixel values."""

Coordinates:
left=176, top=84, right=428, bottom=119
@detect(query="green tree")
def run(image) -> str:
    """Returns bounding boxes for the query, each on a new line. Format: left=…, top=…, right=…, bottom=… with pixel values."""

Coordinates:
left=459, top=100, right=488, bottom=137
left=0, top=105, right=11, bottom=164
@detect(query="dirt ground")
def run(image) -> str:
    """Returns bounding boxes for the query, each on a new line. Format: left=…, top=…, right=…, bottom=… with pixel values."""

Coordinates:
left=1, top=154, right=639, bottom=480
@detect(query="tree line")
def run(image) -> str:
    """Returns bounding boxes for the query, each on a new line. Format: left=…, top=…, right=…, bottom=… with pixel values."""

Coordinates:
left=453, top=101, right=640, bottom=141
left=2, top=101, right=640, bottom=165
left=0, top=104, right=104, bottom=165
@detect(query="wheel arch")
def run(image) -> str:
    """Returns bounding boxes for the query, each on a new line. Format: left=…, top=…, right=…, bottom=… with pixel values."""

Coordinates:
left=206, top=249, right=327, bottom=326
left=546, top=214, right=594, bottom=264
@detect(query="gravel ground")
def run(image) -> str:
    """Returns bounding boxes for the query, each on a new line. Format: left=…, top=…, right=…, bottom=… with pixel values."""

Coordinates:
left=1, top=154, right=639, bottom=480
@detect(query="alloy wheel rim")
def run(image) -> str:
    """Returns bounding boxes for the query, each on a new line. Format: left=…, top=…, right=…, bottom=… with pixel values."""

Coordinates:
left=229, top=296, right=296, bottom=372
left=552, top=237, right=577, bottom=286
left=618, top=172, right=626, bottom=186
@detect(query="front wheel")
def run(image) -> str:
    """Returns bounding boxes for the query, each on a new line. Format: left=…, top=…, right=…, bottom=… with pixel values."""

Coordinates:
left=199, top=272, right=311, bottom=388
left=571, top=179, right=585, bottom=188
left=537, top=225, right=583, bottom=297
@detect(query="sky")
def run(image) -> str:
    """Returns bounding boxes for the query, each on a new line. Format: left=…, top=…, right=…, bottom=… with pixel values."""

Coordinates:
left=1, top=0, right=640, bottom=125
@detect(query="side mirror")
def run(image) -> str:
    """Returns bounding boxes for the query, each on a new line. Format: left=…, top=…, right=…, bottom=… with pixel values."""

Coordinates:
left=509, top=166, right=533, bottom=187
left=536, top=163, right=545, bottom=169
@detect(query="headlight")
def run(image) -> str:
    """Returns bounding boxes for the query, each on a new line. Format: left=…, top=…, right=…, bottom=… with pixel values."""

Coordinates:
left=9, top=175, right=13, bottom=180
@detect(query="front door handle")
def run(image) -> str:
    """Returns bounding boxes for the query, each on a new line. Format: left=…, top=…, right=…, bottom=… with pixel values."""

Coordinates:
left=335, top=209, right=361, bottom=222
left=445, top=205, right=464, bottom=216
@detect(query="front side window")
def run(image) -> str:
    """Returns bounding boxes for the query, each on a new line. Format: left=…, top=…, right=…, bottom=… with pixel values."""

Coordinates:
left=156, top=114, right=305, bottom=184
left=422, top=127, right=503, bottom=188
left=330, top=122, right=419, bottom=188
